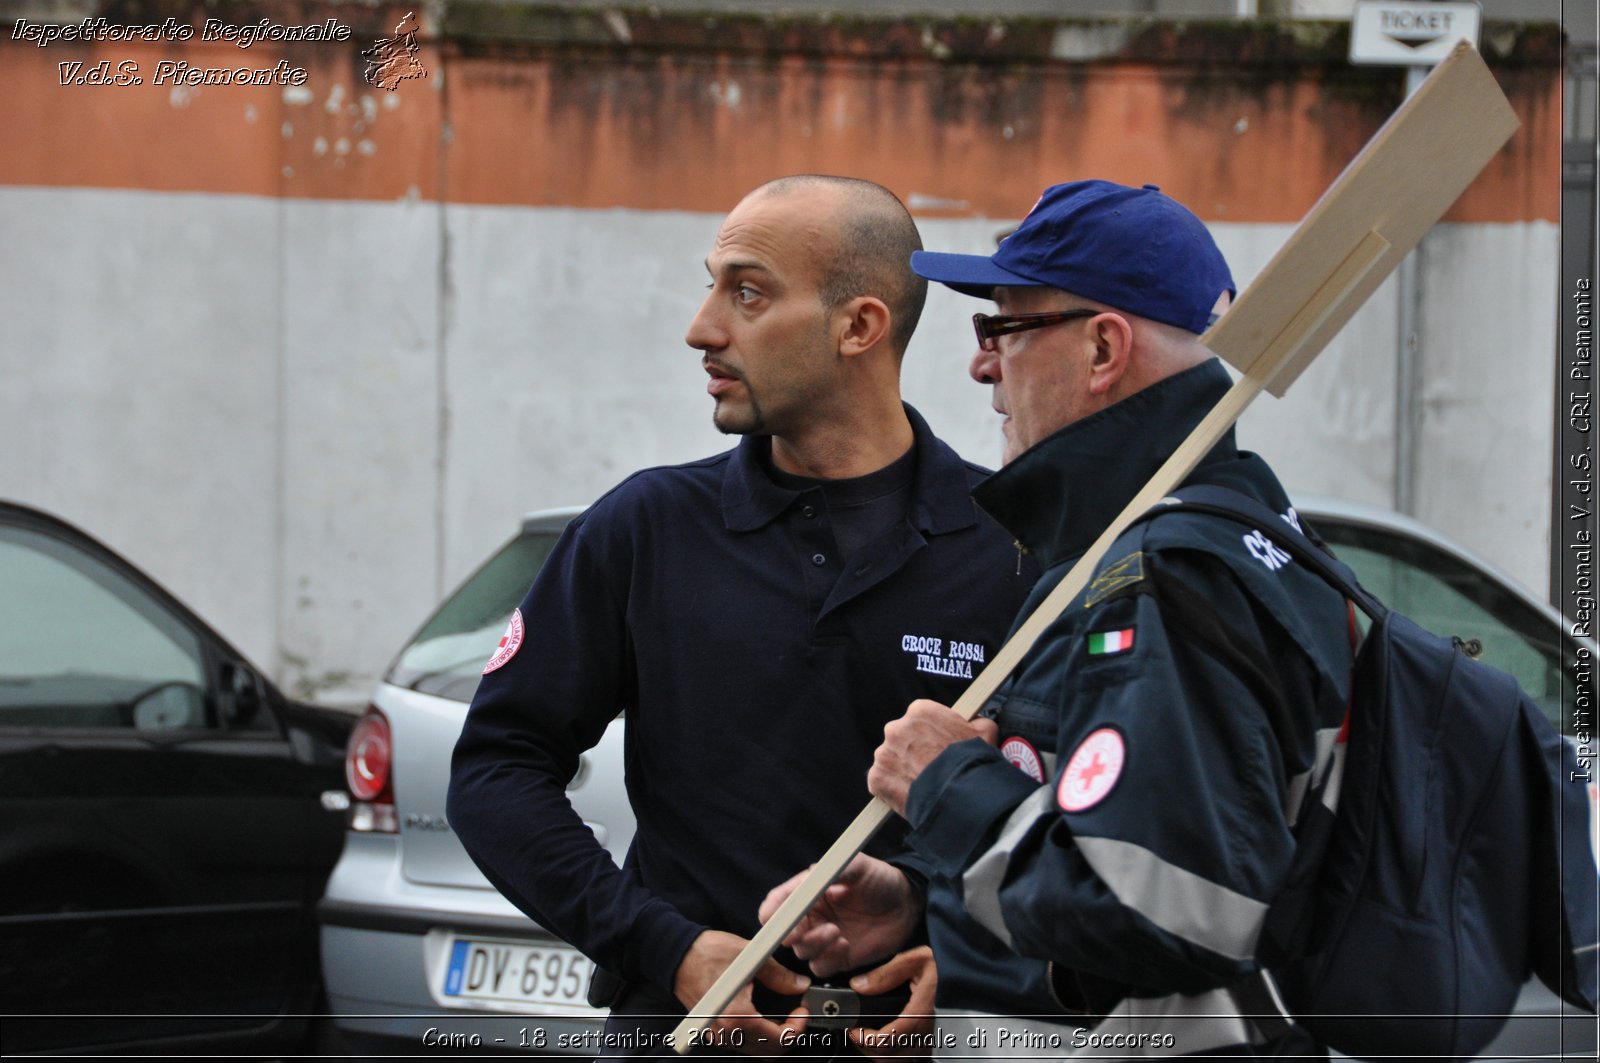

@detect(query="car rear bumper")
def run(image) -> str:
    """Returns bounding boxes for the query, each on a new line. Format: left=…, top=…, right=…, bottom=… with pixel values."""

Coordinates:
left=318, top=832, right=609, bottom=1053
left=321, top=923, right=608, bottom=1053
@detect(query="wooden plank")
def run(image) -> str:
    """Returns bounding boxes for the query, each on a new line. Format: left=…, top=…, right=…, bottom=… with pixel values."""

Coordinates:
left=1205, top=42, right=1519, bottom=395
left=669, top=42, right=1517, bottom=1053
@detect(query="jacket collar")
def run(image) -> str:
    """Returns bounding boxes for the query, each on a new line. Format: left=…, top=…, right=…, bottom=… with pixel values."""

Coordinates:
left=972, top=359, right=1279, bottom=569
left=721, top=403, right=980, bottom=536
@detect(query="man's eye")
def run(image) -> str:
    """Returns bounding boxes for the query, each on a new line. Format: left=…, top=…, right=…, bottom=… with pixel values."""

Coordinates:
left=735, top=285, right=760, bottom=304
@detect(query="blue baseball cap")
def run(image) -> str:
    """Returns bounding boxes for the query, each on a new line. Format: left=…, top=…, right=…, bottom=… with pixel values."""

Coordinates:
left=910, top=180, right=1234, bottom=334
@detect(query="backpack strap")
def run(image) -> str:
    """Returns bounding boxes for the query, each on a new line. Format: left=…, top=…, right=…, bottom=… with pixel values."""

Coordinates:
left=1134, top=484, right=1362, bottom=829
left=1130, top=484, right=1388, bottom=623
left=1133, top=485, right=1380, bottom=1041
left=1122, top=484, right=1362, bottom=797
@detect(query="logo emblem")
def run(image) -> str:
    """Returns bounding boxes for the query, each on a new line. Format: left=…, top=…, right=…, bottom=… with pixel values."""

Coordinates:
left=482, top=609, right=524, bottom=674
left=363, top=11, right=427, bottom=91
left=1058, top=728, right=1125, bottom=812
left=1244, top=529, right=1293, bottom=571
left=1001, top=737, right=1045, bottom=783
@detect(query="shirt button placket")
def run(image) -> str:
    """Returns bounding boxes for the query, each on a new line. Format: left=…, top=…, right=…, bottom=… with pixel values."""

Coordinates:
left=796, top=491, right=835, bottom=630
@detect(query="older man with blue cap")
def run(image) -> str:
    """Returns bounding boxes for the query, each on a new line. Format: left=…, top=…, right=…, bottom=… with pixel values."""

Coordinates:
left=765, top=180, right=1351, bottom=1059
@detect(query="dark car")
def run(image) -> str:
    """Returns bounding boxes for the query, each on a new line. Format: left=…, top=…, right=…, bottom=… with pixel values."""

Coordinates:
left=0, top=500, right=354, bottom=1056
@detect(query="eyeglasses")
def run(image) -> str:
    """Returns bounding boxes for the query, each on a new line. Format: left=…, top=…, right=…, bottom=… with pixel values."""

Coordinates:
left=972, top=309, right=1099, bottom=352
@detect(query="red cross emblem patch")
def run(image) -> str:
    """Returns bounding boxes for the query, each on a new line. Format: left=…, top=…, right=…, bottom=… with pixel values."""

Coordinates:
left=482, top=609, right=525, bottom=675
left=1001, top=736, right=1045, bottom=783
left=1058, top=727, right=1125, bottom=812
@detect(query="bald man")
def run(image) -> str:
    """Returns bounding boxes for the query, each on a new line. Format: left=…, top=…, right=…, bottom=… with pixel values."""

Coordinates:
left=449, top=176, right=1033, bottom=1058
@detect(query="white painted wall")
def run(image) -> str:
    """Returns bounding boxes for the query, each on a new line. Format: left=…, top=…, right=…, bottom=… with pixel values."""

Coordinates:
left=0, top=186, right=1557, bottom=704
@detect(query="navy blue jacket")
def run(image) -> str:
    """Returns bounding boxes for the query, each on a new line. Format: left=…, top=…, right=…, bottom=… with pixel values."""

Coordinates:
left=908, top=362, right=1351, bottom=1055
left=448, top=406, right=1033, bottom=999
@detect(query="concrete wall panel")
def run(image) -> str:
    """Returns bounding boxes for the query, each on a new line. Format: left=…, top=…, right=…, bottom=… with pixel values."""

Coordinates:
left=0, top=186, right=283, bottom=667
left=1414, top=222, right=1560, bottom=591
left=277, top=197, right=444, bottom=697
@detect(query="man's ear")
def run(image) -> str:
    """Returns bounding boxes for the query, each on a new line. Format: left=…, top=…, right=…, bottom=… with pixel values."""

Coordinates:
left=1086, top=312, right=1133, bottom=396
left=836, top=297, right=893, bottom=358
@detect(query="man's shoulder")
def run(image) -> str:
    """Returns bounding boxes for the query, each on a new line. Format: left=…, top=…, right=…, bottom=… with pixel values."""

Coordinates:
left=1119, top=503, right=1309, bottom=588
left=1113, top=499, right=1349, bottom=668
left=581, top=449, right=733, bottom=517
left=1109, top=459, right=1297, bottom=572
left=601, top=448, right=732, bottom=499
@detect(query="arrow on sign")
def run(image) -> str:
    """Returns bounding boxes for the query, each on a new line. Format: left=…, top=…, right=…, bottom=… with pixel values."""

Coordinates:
left=1393, top=34, right=1447, bottom=50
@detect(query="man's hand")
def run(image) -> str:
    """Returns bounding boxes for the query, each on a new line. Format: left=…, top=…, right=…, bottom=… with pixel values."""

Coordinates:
left=846, top=946, right=938, bottom=1060
left=758, top=854, right=922, bottom=978
left=869, top=700, right=999, bottom=816
left=672, top=930, right=810, bottom=1056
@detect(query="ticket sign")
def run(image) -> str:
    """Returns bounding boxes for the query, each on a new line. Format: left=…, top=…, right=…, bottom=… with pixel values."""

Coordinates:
left=1349, top=1, right=1482, bottom=66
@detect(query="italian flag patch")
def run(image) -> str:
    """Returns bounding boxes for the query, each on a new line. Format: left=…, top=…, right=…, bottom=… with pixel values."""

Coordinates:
left=1087, top=628, right=1135, bottom=656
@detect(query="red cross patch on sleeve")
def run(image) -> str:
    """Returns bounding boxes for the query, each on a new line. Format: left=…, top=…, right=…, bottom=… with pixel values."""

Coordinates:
left=1001, top=736, right=1045, bottom=783
left=482, top=609, right=525, bottom=674
left=1058, top=727, right=1125, bottom=812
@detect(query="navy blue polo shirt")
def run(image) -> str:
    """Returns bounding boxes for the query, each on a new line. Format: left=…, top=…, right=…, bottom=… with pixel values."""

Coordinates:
left=449, top=405, right=1034, bottom=998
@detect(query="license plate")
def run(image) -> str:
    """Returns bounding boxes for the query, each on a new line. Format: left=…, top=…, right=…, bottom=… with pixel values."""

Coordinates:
left=442, top=937, right=597, bottom=1009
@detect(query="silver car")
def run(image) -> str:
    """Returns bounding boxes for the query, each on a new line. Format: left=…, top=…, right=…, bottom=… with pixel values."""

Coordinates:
left=318, top=508, right=626, bottom=1053
left=317, top=498, right=1595, bottom=1056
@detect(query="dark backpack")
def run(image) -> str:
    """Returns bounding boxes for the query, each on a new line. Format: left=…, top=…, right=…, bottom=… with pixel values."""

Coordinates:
left=1142, top=485, right=1598, bottom=1061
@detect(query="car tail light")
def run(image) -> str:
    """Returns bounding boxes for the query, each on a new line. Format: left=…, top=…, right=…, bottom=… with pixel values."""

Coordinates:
left=346, top=706, right=397, bottom=833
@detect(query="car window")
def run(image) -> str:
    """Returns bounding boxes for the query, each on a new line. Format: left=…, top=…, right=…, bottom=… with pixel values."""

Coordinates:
left=0, top=524, right=207, bottom=730
left=386, top=529, right=564, bottom=702
left=1316, top=521, right=1572, bottom=733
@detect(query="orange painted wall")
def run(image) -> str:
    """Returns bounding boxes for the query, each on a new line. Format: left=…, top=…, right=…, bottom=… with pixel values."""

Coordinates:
left=0, top=7, right=1561, bottom=222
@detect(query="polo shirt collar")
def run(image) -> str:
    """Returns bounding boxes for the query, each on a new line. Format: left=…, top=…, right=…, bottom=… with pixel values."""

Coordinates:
left=721, top=403, right=979, bottom=536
